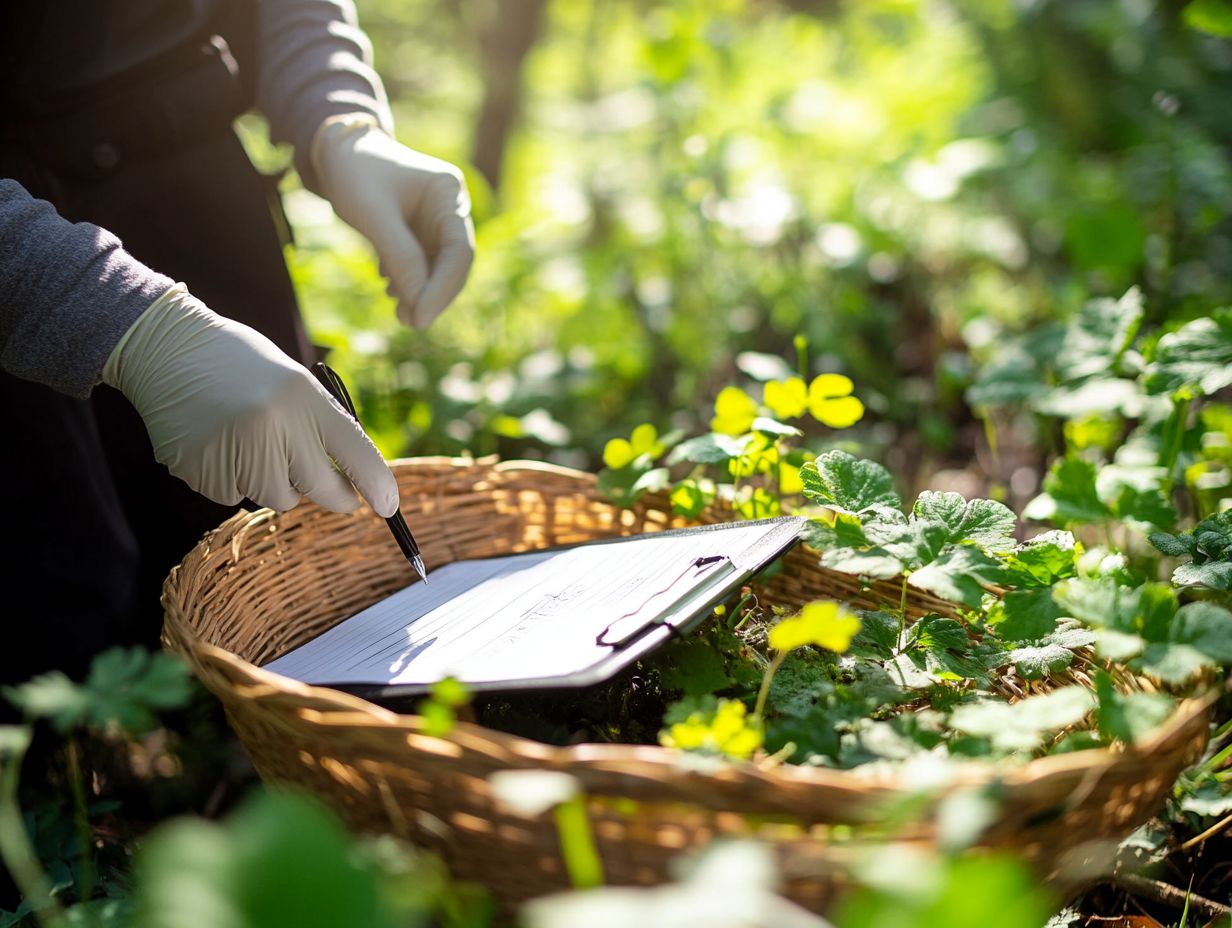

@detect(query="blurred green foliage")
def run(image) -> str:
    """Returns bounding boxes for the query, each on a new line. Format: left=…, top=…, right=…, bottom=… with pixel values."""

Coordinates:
left=242, top=0, right=1232, bottom=500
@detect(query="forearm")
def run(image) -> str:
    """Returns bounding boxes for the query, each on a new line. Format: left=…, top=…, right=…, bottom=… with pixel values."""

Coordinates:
left=0, top=180, right=172, bottom=398
left=255, top=0, right=394, bottom=191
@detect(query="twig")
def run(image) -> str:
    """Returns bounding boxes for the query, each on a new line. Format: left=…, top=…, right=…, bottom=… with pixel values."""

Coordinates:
left=1117, top=872, right=1231, bottom=923
left=1181, top=810, right=1232, bottom=853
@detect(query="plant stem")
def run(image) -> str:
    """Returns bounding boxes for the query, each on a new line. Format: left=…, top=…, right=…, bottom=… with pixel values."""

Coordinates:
left=899, top=575, right=909, bottom=642
left=1116, top=873, right=1229, bottom=923
left=753, top=651, right=786, bottom=722
left=553, top=795, right=603, bottom=889
left=66, top=736, right=95, bottom=912
left=1180, top=810, right=1232, bottom=852
left=0, top=729, right=69, bottom=928
left=1159, top=394, right=1193, bottom=496
left=980, top=412, right=1005, bottom=500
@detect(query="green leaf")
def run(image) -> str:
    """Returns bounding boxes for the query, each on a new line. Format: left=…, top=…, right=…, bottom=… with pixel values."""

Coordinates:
left=906, top=614, right=970, bottom=654
left=0, top=725, right=32, bottom=759
left=869, top=518, right=950, bottom=571
left=1094, top=629, right=1145, bottom=662
left=1008, top=642, right=1076, bottom=680
left=666, top=432, right=750, bottom=465
left=799, top=450, right=901, bottom=514
left=912, top=492, right=1017, bottom=553
left=1095, top=671, right=1174, bottom=744
left=1052, top=578, right=1177, bottom=641
left=3, top=673, right=90, bottom=732
left=1170, top=601, right=1232, bottom=663
left=1149, top=531, right=1197, bottom=558
left=597, top=465, right=647, bottom=507
left=994, top=588, right=1064, bottom=641
left=750, top=416, right=802, bottom=438
left=765, top=652, right=833, bottom=719
left=1001, top=531, right=1079, bottom=587
left=1054, top=288, right=1144, bottom=381
left=5, top=649, right=192, bottom=735
left=1108, top=485, right=1177, bottom=531
left=1185, top=0, right=1232, bottom=35
left=1174, top=561, right=1232, bottom=590
left=132, top=791, right=392, bottom=928
left=965, top=352, right=1048, bottom=407
left=1003, top=625, right=1094, bottom=680
left=803, top=511, right=870, bottom=550
left=1144, top=311, right=1232, bottom=397
left=848, top=610, right=901, bottom=660
left=819, top=546, right=905, bottom=580
left=630, top=466, right=671, bottom=495
left=656, top=639, right=732, bottom=697
left=670, top=478, right=714, bottom=518
left=1032, top=378, right=1142, bottom=418
left=1181, top=781, right=1232, bottom=817
left=1022, top=456, right=1110, bottom=526
left=1139, top=642, right=1214, bottom=685
left=949, top=686, right=1096, bottom=753
left=908, top=546, right=1008, bottom=608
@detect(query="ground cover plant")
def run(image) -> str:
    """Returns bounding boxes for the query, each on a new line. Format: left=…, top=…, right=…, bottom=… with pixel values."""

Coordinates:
left=6, top=0, right=1232, bottom=924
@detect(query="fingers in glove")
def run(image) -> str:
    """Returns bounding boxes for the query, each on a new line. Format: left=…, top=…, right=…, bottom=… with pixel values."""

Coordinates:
left=312, top=392, right=401, bottom=518
left=248, top=479, right=303, bottom=513
left=229, top=426, right=303, bottom=512
left=407, top=214, right=475, bottom=329
left=287, top=439, right=362, bottom=514
left=367, top=211, right=430, bottom=323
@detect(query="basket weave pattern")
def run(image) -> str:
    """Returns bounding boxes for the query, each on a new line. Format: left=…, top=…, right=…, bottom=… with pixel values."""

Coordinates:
left=163, top=458, right=1214, bottom=913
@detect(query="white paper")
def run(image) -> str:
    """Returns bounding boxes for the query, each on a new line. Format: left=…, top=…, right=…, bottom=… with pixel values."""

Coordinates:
left=263, top=518, right=801, bottom=688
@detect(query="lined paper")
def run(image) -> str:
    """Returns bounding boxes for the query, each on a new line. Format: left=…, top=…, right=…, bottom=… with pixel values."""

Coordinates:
left=263, top=518, right=802, bottom=688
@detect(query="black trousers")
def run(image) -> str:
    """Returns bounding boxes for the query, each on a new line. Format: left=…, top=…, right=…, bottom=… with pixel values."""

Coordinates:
left=0, top=129, right=312, bottom=686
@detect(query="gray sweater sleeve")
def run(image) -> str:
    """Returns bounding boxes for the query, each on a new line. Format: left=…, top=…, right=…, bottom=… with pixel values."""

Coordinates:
left=256, top=0, right=395, bottom=191
left=0, top=179, right=172, bottom=398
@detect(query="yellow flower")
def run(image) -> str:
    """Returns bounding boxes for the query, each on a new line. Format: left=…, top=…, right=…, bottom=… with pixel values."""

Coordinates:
left=763, top=377, right=809, bottom=419
left=779, top=461, right=804, bottom=495
left=603, top=423, right=664, bottom=469
left=728, top=436, right=778, bottom=478
left=768, top=601, right=861, bottom=654
left=711, top=386, right=759, bottom=436
left=808, top=374, right=864, bottom=428
left=659, top=698, right=764, bottom=761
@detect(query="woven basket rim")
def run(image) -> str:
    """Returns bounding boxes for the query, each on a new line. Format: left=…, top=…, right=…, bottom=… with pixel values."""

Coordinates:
left=163, top=456, right=1224, bottom=800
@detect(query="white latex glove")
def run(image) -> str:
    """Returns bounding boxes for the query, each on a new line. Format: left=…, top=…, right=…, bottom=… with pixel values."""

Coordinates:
left=102, top=284, right=400, bottom=516
left=311, top=116, right=475, bottom=330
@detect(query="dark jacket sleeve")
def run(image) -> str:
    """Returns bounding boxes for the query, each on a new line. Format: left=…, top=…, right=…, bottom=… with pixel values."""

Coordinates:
left=0, top=179, right=172, bottom=398
left=256, top=0, right=395, bottom=191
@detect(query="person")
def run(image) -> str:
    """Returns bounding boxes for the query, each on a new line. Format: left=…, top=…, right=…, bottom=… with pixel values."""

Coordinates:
left=0, top=0, right=475, bottom=685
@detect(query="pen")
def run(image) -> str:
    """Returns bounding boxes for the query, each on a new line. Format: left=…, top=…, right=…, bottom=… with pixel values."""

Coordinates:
left=311, top=362, right=429, bottom=584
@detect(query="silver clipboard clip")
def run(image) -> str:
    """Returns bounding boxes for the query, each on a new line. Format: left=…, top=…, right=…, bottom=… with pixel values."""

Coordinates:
left=595, top=555, right=729, bottom=647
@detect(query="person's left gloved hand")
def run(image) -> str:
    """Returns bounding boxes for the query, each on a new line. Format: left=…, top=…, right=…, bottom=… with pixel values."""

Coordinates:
left=312, top=116, right=475, bottom=330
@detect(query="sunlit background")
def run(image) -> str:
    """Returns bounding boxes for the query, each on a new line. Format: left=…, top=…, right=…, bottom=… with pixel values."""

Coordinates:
left=239, top=0, right=1232, bottom=510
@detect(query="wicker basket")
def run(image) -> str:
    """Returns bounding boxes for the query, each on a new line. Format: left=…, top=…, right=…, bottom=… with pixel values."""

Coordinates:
left=162, top=458, right=1216, bottom=914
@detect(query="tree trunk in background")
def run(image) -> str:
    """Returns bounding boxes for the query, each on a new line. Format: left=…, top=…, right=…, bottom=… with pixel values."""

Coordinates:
left=472, top=0, right=548, bottom=194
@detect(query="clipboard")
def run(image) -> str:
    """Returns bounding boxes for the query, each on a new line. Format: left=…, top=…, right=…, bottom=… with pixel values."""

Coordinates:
left=262, top=516, right=804, bottom=699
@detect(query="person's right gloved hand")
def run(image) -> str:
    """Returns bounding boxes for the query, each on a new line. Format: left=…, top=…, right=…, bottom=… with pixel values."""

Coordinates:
left=101, top=283, right=400, bottom=516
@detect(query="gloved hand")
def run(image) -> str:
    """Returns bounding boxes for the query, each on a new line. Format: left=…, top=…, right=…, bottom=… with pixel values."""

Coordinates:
left=311, top=116, right=475, bottom=330
left=102, top=284, right=401, bottom=516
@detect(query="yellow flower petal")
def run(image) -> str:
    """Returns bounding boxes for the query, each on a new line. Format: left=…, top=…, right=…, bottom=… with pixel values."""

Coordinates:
left=711, top=386, right=759, bottom=436
left=808, top=373, right=854, bottom=400
left=764, top=377, right=809, bottom=419
left=779, top=462, right=804, bottom=495
left=630, top=423, right=660, bottom=456
left=768, top=601, right=862, bottom=654
left=811, top=395, right=865, bottom=429
left=603, top=437, right=635, bottom=470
